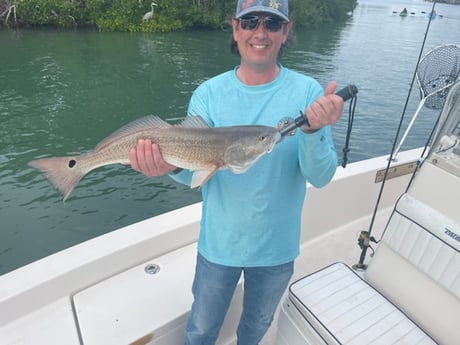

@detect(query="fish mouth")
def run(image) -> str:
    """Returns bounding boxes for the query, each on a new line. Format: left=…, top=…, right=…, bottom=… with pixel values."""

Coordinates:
left=266, top=138, right=277, bottom=153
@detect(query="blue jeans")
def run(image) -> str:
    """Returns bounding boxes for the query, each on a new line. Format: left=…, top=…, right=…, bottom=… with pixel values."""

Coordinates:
left=184, top=253, right=294, bottom=345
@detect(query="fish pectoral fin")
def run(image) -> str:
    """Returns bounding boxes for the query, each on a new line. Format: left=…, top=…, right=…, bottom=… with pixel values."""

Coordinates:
left=190, top=168, right=218, bottom=188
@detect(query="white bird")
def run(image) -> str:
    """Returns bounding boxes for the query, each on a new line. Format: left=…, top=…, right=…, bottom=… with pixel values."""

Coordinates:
left=143, top=2, right=157, bottom=21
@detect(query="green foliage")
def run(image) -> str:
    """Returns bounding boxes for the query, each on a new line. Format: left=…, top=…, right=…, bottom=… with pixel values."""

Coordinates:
left=12, top=0, right=89, bottom=28
left=289, top=0, right=323, bottom=28
left=85, top=0, right=144, bottom=31
left=290, top=0, right=357, bottom=28
left=1, top=0, right=357, bottom=31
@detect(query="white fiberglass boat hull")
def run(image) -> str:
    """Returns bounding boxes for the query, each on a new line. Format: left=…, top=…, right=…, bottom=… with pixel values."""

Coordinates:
left=0, top=148, right=422, bottom=345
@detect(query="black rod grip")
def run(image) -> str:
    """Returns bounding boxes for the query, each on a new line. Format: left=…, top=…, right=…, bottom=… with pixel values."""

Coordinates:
left=278, top=84, right=358, bottom=136
left=335, top=84, right=358, bottom=102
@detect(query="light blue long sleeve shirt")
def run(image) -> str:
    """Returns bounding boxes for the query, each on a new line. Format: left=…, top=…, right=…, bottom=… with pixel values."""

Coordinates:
left=171, top=65, right=338, bottom=267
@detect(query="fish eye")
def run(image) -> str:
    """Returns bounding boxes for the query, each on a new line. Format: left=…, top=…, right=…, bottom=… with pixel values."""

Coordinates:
left=259, top=135, right=267, bottom=141
left=68, top=159, right=76, bottom=168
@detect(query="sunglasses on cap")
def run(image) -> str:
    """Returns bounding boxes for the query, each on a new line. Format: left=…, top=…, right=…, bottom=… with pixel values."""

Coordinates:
left=238, top=15, right=288, bottom=32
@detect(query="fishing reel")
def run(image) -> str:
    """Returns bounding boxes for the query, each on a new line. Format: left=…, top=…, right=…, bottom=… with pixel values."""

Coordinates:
left=352, top=230, right=379, bottom=271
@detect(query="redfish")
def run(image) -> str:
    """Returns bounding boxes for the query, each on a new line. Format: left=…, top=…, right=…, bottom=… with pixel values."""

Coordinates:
left=29, top=115, right=277, bottom=200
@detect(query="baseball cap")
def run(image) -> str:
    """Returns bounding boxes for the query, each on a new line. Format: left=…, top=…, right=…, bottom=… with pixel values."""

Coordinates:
left=235, top=0, right=289, bottom=22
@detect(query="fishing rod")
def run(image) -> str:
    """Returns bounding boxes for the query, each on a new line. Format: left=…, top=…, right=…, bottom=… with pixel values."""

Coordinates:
left=277, top=84, right=359, bottom=167
left=353, top=0, right=439, bottom=272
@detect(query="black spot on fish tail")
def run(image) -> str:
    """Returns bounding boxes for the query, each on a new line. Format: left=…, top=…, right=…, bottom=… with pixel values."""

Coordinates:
left=68, top=159, right=76, bottom=168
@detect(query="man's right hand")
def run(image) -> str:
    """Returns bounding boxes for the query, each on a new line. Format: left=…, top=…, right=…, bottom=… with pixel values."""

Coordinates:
left=129, top=139, right=177, bottom=177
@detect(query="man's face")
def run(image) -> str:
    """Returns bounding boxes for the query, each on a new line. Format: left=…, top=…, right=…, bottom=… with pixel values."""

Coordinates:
left=232, top=13, right=291, bottom=71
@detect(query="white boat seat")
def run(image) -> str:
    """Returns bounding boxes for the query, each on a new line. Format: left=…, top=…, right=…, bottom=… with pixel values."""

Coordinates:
left=288, top=262, right=436, bottom=344
left=365, top=193, right=460, bottom=345
left=282, top=193, right=459, bottom=345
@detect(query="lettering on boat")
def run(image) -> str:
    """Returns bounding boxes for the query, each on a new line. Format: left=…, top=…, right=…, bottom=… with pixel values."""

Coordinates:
left=445, top=228, right=460, bottom=242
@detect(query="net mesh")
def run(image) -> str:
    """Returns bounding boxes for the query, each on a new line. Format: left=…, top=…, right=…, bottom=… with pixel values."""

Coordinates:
left=417, top=44, right=460, bottom=110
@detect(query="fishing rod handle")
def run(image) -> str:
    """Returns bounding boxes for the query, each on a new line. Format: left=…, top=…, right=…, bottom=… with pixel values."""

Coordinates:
left=336, top=84, right=358, bottom=102
left=300, top=84, right=358, bottom=126
left=279, top=84, right=358, bottom=136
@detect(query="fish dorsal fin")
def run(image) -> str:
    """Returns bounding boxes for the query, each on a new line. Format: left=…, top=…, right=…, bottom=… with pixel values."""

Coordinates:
left=94, top=115, right=209, bottom=151
left=178, top=115, right=210, bottom=129
left=95, top=115, right=170, bottom=151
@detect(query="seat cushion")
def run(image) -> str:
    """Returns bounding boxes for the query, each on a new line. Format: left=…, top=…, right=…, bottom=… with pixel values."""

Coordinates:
left=289, top=262, right=436, bottom=345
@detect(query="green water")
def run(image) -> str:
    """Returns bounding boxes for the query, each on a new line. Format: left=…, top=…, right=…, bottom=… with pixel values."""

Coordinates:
left=1, top=0, right=459, bottom=274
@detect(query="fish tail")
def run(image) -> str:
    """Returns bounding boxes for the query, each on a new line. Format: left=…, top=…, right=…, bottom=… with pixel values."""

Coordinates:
left=28, top=156, right=88, bottom=201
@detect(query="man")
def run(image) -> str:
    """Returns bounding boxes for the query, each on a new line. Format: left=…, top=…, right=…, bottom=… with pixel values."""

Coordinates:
left=130, top=0, right=344, bottom=343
